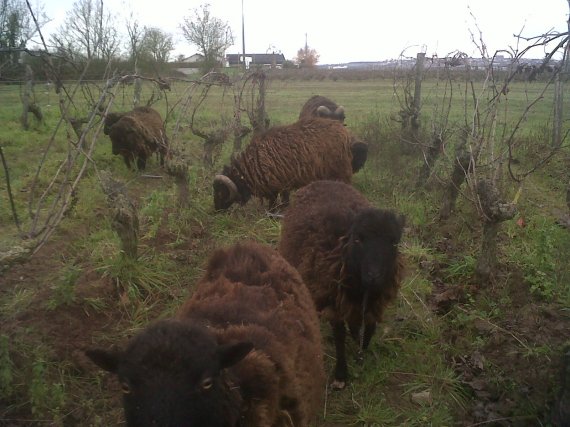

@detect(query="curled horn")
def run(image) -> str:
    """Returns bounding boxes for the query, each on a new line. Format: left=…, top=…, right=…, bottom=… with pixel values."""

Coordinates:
left=335, top=106, right=345, bottom=116
left=214, top=174, right=239, bottom=201
left=316, top=105, right=332, bottom=117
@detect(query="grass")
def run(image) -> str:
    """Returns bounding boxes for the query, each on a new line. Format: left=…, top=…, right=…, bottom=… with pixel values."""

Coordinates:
left=1, top=70, right=569, bottom=425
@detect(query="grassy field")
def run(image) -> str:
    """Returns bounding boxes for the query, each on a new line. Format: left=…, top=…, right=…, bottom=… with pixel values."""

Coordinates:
left=1, top=71, right=569, bottom=426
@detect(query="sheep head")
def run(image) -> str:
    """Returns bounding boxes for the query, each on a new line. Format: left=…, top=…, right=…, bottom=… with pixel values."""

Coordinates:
left=316, top=105, right=346, bottom=122
left=86, top=320, right=253, bottom=427
left=341, top=208, right=405, bottom=296
left=214, top=167, right=251, bottom=211
left=213, top=174, right=241, bottom=211
left=103, top=112, right=125, bottom=135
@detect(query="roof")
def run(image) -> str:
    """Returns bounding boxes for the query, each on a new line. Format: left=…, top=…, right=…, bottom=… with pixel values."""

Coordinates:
left=226, top=53, right=286, bottom=66
left=181, top=53, right=205, bottom=63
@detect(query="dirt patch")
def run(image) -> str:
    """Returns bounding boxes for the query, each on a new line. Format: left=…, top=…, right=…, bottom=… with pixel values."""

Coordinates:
left=431, top=273, right=570, bottom=426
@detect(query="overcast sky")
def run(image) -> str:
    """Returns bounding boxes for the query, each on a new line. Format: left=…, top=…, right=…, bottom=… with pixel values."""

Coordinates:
left=41, top=0, right=569, bottom=64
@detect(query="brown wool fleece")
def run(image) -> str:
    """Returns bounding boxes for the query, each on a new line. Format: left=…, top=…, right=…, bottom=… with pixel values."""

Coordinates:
left=177, top=241, right=325, bottom=426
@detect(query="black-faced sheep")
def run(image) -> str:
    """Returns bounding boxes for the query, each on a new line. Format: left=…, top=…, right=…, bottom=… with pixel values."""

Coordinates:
left=279, top=180, right=405, bottom=389
left=299, top=95, right=346, bottom=123
left=104, top=106, right=168, bottom=170
left=213, top=117, right=353, bottom=211
left=298, top=95, right=368, bottom=173
left=86, top=241, right=325, bottom=427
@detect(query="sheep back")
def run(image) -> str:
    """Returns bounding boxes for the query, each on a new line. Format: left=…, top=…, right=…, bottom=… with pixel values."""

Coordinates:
left=221, top=118, right=353, bottom=202
left=178, top=241, right=325, bottom=426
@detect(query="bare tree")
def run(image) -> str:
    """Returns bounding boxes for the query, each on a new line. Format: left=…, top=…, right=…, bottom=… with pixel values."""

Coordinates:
left=50, top=0, right=119, bottom=61
left=439, top=23, right=569, bottom=282
left=180, top=3, right=233, bottom=72
left=0, top=0, right=48, bottom=66
left=125, top=11, right=144, bottom=66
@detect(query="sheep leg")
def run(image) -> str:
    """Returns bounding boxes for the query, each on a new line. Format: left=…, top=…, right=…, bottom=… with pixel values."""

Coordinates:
left=331, top=320, right=348, bottom=390
left=362, top=321, right=376, bottom=350
left=123, top=154, right=133, bottom=169
left=137, top=156, right=147, bottom=170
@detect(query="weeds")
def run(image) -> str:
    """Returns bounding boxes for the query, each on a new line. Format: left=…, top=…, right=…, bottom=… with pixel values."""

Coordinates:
left=505, top=215, right=570, bottom=301
left=47, top=263, right=82, bottom=310
left=29, top=359, right=65, bottom=420
left=444, top=255, right=476, bottom=281
left=99, top=251, right=178, bottom=303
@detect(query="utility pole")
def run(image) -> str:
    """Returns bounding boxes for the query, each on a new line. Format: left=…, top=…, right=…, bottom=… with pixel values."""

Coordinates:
left=241, top=0, right=246, bottom=70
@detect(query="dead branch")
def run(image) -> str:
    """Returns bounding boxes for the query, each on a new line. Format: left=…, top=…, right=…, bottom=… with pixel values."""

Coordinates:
left=0, top=145, right=22, bottom=233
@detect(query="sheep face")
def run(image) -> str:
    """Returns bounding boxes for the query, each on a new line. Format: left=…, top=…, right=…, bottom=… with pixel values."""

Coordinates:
left=86, top=320, right=253, bottom=427
left=103, top=112, right=124, bottom=135
left=342, top=209, right=404, bottom=296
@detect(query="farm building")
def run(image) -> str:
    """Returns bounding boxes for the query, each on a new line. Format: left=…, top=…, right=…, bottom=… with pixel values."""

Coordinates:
left=226, top=52, right=286, bottom=69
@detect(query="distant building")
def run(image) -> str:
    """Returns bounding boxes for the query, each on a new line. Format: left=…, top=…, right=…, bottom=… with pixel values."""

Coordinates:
left=181, top=53, right=205, bottom=63
left=226, top=53, right=286, bottom=69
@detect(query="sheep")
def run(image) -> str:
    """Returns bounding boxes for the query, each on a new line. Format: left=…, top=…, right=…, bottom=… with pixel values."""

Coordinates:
left=86, top=241, right=325, bottom=427
left=298, top=95, right=346, bottom=123
left=298, top=95, right=368, bottom=173
left=213, top=117, right=353, bottom=211
left=104, top=106, right=169, bottom=170
left=279, top=180, right=405, bottom=390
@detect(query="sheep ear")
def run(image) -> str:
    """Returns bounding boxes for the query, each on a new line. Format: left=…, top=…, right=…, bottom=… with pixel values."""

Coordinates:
left=217, top=342, right=254, bottom=369
left=85, top=348, right=121, bottom=373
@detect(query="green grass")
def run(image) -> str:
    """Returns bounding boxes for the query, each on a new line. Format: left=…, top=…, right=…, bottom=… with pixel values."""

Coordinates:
left=1, top=71, right=569, bottom=425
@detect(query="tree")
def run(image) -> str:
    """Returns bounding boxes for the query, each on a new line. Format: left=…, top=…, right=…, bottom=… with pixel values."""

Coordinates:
left=0, top=0, right=48, bottom=66
left=50, top=0, right=119, bottom=61
left=180, top=3, right=233, bottom=71
left=295, top=41, right=319, bottom=68
left=125, top=11, right=144, bottom=67
left=141, top=27, right=173, bottom=65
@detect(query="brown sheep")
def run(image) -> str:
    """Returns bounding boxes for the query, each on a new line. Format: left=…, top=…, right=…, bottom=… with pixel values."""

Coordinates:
left=279, top=180, right=405, bottom=389
left=299, top=95, right=346, bottom=123
left=86, top=241, right=325, bottom=427
left=213, top=117, right=353, bottom=211
left=104, top=106, right=168, bottom=170
left=298, top=95, right=368, bottom=173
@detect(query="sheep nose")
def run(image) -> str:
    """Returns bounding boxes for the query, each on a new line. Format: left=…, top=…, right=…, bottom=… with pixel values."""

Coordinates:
left=364, top=270, right=384, bottom=285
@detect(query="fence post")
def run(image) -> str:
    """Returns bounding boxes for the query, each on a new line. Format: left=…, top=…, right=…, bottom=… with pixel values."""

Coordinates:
left=20, top=65, right=33, bottom=130
left=412, top=52, right=425, bottom=137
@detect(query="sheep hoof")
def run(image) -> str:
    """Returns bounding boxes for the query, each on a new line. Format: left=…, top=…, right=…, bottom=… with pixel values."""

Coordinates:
left=330, top=379, right=346, bottom=390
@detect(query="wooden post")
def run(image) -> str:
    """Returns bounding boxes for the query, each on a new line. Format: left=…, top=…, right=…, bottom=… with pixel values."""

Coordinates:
left=411, top=52, right=425, bottom=136
left=253, top=71, right=268, bottom=134
left=133, top=64, right=142, bottom=107
left=99, top=171, right=139, bottom=259
left=20, top=65, right=33, bottom=130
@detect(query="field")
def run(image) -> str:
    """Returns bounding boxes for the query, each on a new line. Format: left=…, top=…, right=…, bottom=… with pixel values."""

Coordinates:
left=1, top=71, right=570, bottom=426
